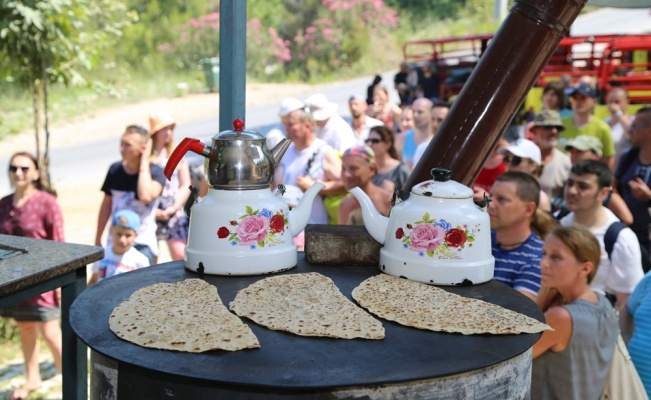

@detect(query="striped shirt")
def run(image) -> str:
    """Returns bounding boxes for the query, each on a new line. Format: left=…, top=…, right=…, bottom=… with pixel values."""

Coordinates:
left=628, top=271, right=651, bottom=395
left=491, top=231, right=543, bottom=296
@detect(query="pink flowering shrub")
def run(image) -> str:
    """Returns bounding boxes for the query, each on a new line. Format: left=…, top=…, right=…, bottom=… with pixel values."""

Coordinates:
left=157, top=0, right=399, bottom=79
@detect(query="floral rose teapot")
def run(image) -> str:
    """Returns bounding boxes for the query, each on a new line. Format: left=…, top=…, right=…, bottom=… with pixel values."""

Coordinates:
left=348, top=168, right=494, bottom=285
left=164, top=118, right=324, bottom=275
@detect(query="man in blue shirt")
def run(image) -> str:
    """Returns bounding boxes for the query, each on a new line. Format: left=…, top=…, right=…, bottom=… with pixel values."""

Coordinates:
left=488, top=171, right=544, bottom=300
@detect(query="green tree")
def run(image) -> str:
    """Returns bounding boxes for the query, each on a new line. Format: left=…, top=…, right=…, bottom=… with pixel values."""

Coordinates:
left=0, top=0, right=134, bottom=186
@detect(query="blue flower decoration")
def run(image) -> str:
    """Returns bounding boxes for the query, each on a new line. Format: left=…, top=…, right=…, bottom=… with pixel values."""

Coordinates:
left=250, top=244, right=256, bottom=250
left=433, top=219, right=452, bottom=231
left=419, top=251, right=425, bottom=257
left=258, top=208, right=274, bottom=219
left=403, top=243, right=408, bottom=248
left=231, top=241, right=237, bottom=246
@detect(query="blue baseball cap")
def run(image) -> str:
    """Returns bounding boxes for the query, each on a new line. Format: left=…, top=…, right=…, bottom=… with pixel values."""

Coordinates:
left=567, top=83, right=597, bottom=99
left=112, top=209, right=141, bottom=232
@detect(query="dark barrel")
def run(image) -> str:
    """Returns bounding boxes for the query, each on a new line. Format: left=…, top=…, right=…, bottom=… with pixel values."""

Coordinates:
left=406, top=0, right=587, bottom=189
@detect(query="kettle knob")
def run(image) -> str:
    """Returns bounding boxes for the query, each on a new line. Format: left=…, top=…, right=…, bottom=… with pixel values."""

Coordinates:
left=431, top=168, right=452, bottom=182
left=233, top=118, right=245, bottom=131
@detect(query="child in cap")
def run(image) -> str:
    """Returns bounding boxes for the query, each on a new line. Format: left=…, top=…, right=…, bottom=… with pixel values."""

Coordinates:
left=89, top=209, right=150, bottom=286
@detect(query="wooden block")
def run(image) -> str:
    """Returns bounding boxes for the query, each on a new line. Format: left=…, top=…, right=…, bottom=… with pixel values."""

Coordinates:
left=304, top=225, right=381, bottom=266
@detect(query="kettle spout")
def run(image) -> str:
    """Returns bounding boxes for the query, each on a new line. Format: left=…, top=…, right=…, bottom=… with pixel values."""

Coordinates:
left=270, top=138, right=292, bottom=167
left=288, top=182, right=325, bottom=237
left=348, top=187, right=389, bottom=244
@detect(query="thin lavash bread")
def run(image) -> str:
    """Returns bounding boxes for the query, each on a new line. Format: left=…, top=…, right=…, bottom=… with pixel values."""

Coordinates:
left=109, top=279, right=260, bottom=352
left=229, top=272, right=385, bottom=339
left=352, top=274, right=552, bottom=335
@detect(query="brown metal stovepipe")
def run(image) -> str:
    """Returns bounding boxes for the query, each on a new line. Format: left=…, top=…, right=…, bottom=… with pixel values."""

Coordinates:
left=405, top=0, right=587, bottom=190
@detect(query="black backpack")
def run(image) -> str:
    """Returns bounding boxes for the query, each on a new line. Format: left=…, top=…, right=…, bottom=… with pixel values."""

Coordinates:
left=604, top=221, right=651, bottom=274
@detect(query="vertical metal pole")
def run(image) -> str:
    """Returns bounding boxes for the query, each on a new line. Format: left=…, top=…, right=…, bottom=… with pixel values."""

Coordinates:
left=61, top=268, right=87, bottom=400
left=219, top=0, right=247, bottom=131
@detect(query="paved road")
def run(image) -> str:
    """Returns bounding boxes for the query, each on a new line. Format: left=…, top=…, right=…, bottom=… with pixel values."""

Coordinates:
left=0, top=71, right=398, bottom=194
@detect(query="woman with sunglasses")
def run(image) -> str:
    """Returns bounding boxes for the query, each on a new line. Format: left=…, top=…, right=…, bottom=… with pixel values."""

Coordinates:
left=0, top=152, right=64, bottom=400
left=366, top=126, right=411, bottom=195
left=500, top=138, right=552, bottom=212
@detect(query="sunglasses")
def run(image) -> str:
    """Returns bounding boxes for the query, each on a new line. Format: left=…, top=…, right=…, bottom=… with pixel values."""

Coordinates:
left=503, top=155, right=528, bottom=166
left=9, top=165, right=30, bottom=173
left=126, top=125, right=148, bottom=134
left=570, top=95, right=589, bottom=103
left=365, top=138, right=382, bottom=144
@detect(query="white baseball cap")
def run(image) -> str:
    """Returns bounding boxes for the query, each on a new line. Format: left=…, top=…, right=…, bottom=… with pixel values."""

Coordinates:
left=278, top=97, right=305, bottom=117
left=304, top=93, right=338, bottom=121
left=500, top=138, right=542, bottom=165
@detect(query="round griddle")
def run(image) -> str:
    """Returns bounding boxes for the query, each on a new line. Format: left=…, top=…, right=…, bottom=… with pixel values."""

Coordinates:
left=70, top=254, right=543, bottom=391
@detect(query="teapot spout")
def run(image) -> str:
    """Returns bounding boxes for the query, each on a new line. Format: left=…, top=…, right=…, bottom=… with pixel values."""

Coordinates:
left=288, top=182, right=325, bottom=236
left=270, top=138, right=292, bottom=167
left=348, top=187, right=389, bottom=244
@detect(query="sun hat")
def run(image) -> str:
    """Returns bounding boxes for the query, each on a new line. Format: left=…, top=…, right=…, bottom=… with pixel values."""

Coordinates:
left=112, top=209, right=141, bottom=232
left=532, top=110, right=565, bottom=131
left=565, top=135, right=603, bottom=156
left=500, top=138, right=542, bottom=165
left=278, top=97, right=305, bottom=117
left=304, top=93, right=338, bottom=121
left=149, top=111, right=176, bottom=135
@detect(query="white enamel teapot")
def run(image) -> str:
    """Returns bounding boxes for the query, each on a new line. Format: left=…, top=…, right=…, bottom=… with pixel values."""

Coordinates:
left=348, top=168, right=494, bottom=285
left=164, top=118, right=324, bottom=275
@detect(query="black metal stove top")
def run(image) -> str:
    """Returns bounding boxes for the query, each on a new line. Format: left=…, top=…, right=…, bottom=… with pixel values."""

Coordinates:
left=70, top=254, right=543, bottom=391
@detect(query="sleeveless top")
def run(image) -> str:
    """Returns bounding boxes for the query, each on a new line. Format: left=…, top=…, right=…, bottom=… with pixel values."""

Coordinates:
left=277, top=139, right=330, bottom=224
left=531, top=294, right=618, bottom=400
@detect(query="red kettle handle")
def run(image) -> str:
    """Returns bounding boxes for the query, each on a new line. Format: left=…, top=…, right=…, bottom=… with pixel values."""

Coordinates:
left=164, top=138, right=206, bottom=180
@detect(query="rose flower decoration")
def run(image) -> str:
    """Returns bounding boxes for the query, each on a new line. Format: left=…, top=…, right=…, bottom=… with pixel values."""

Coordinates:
left=216, top=206, right=288, bottom=249
left=396, top=213, right=479, bottom=259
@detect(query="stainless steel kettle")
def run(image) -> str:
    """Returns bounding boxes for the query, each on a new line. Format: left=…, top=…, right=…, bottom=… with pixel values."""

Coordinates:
left=164, top=118, right=291, bottom=189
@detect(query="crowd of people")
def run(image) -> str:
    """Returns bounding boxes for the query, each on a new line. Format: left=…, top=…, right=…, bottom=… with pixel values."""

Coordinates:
left=265, top=72, right=651, bottom=398
left=2, top=68, right=651, bottom=398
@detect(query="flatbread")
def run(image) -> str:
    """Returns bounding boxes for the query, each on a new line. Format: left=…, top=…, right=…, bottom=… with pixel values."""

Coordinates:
left=109, top=279, right=260, bottom=352
left=352, top=274, right=552, bottom=335
left=229, top=273, right=384, bottom=340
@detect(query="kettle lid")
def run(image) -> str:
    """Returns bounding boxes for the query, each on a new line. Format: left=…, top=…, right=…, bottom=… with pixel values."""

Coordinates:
left=212, top=118, right=265, bottom=142
left=411, top=168, right=473, bottom=199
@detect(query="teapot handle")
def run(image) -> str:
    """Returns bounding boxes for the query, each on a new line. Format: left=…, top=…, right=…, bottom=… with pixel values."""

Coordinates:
left=164, top=138, right=206, bottom=180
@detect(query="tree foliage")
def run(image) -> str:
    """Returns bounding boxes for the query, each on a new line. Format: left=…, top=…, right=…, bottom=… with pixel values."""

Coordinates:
left=0, top=0, right=134, bottom=186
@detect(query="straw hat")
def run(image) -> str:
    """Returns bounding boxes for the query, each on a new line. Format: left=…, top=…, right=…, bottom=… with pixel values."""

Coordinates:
left=149, top=111, right=176, bottom=135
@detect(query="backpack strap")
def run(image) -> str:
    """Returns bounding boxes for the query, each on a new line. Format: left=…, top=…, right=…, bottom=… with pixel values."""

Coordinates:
left=604, top=221, right=626, bottom=260
left=614, top=147, right=640, bottom=193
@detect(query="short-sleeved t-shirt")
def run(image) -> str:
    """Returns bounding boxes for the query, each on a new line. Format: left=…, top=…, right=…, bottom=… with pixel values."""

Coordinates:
left=560, top=116, right=615, bottom=158
left=560, top=208, right=644, bottom=294
left=491, top=231, right=544, bottom=296
left=93, top=246, right=150, bottom=281
left=101, top=161, right=166, bottom=255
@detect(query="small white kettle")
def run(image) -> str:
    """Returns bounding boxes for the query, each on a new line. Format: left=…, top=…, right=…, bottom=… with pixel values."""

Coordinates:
left=348, top=168, right=494, bottom=285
